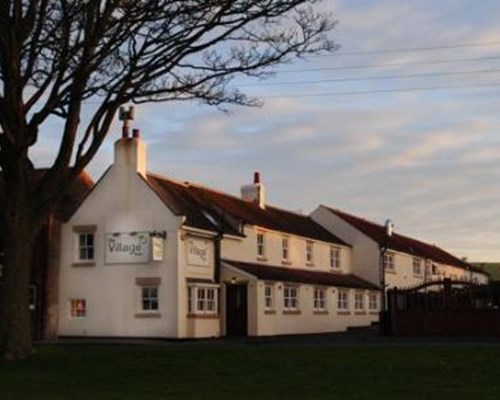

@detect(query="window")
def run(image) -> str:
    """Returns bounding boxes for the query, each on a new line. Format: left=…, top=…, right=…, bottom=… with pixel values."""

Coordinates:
left=314, top=288, right=326, bottom=310
left=188, top=286, right=218, bottom=315
left=282, top=237, right=289, bottom=261
left=141, top=286, right=159, bottom=311
left=70, top=299, right=86, bottom=318
left=264, top=284, right=274, bottom=309
left=383, top=252, right=395, bottom=272
left=257, top=232, right=266, bottom=257
left=432, top=263, right=440, bottom=275
left=337, top=290, right=349, bottom=311
left=306, top=241, right=314, bottom=264
left=354, top=292, right=365, bottom=311
left=413, top=258, right=422, bottom=275
left=368, top=293, right=378, bottom=311
left=78, top=233, right=94, bottom=261
left=283, top=285, right=299, bottom=310
left=330, top=247, right=341, bottom=269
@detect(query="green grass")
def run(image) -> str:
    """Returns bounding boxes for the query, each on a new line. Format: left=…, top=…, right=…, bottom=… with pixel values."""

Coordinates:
left=1, top=343, right=500, bottom=399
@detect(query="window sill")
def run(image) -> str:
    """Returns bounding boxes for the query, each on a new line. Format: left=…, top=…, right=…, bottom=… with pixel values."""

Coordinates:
left=281, top=260, right=292, bottom=266
left=354, top=311, right=366, bottom=316
left=305, top=262, right=315, bottom=268
left=369, top=311, right=379, bottom=316
left=283, top=310, right=301, bottom=315
left=313, top=310, right=329, bottom=315
left=72, top=262, right=96, bottom=268
left=337, top=311, right=351, bottom=316
left=187, top=313, right=219, bottom=319
left=256, top=256, right=268, bottom=262
left=135, top=312, right=161, bottom=319
left=385, top=269, right=396, bottom=274
left=264, top=310, right=276, bottom=315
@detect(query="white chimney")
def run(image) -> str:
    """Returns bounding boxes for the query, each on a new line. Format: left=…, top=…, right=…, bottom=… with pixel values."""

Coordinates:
left=241, top=171, right=266, bottom=209
left=114, top=128, right=147, bottom=177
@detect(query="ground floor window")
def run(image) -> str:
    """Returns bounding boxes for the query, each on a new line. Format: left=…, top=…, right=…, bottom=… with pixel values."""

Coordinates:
left=283, top=284, right=299, bottom=310
left=354, top=291, right=365, bottom=311
left=313, top=288, right=326, bottom=310
left=141, top=286, right=159, bottom=311
left=368, top=293, right=378, bottom=311
left=70, top=298, right=86, bottom=318
left=264, top=283, right=274, bottom=310
left=188, top=285, right=218, bottom=315
left=337, top=290, right=349, bottom=311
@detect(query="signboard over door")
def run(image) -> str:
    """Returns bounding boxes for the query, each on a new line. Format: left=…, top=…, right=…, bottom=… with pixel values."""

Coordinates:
left=187, top=237, right=210, bottom=267
left=106, top=232, right=150, bottom=264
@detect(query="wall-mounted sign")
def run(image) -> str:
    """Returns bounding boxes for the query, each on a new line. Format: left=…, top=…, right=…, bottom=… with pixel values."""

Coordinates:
left=187, top=238, right=210, bottom=267
left=106, top=232, right=150, bottom=264
left=151, top=236, right=164, bottom=262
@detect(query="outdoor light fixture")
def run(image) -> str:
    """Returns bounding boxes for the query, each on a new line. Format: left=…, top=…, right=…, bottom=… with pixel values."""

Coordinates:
left=112, top=232, right=121, bottom=237
left=150, top=230, right=167, bottom=239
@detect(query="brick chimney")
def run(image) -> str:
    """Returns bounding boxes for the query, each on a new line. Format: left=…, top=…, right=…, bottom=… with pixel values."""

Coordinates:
left=241, top=171, right=266, bottom=209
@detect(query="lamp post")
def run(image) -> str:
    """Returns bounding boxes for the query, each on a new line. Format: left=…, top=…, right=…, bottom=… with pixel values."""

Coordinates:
left=379, top=219, right=393, bottom=335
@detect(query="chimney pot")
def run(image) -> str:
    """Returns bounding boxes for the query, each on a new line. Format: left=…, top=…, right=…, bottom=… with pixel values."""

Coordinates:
left=254, top=171, right=261, bottom=184
left=122, top=126, right=129, bottom=139
left=132, top=128, right=140, bottom=138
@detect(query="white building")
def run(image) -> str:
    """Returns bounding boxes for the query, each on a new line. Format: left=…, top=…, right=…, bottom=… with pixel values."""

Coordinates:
left=311, top=205, right=489, bottom=290
left=57, top=131, right=380, bottom=339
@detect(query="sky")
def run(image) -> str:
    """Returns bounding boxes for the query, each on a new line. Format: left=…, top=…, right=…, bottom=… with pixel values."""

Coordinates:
left=32, top=0, right=500, bottom=262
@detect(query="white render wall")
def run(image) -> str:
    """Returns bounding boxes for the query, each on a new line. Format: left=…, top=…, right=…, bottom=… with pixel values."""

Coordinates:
left=222, top=225, right=352, bottom=274
left=311, top=206, right=380, bottom=285
left=58, top=163, right=183, bottom=338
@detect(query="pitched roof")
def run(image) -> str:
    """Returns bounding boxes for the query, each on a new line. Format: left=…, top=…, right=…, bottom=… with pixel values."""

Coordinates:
left=146, top=173, right=348, bottom=245
left=223, top=259, right=379, bottom=290
left=323, top=206, right=485, bottom=275
left=471, top=263, right=499, bottom=281
left=0, top=169, right=94, bottom=222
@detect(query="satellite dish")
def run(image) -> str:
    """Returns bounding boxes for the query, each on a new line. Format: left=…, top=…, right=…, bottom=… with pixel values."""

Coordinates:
left=385, top=219, right=394, bottom=237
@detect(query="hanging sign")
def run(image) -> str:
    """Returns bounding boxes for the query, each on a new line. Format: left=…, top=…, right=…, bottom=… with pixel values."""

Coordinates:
left=151, top=236, right=164, bottom=262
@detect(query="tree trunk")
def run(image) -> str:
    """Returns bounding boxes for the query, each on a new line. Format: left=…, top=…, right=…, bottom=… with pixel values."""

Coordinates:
left=0, top=182, right=38, bottom=360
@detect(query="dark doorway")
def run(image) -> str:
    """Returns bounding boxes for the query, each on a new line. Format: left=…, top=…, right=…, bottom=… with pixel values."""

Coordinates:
left=226, top=284, right=248, bottom=336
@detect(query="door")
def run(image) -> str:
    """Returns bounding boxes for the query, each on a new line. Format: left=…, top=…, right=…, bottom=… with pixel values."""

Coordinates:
left=226, top=284, right=248, bottom=336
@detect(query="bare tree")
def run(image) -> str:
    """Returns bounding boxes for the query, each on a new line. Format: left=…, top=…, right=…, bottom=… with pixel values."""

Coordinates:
left=0, top=0, right=336, bottom=360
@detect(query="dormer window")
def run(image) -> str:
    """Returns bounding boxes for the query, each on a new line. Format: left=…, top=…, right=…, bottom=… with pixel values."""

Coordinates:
left=257, top=232, right=266, bottom=258
left=306, top=241, right=314, bottom=265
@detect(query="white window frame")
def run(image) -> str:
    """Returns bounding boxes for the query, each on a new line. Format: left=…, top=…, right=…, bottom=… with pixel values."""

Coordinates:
left=330, top=246, right=341, bottom=269
left=354, top=291, right=365, bottom=311
left=70, top=298, right=87, bottom=318
left=413, top=258, right=422, bottom=276
left=282, top=237, right=289, bottom=261
left=383, top=252, right=395, bottom=272
left=77, top=233, right=95, bottom=262
left=283, top=284, right=299, bottom=310
left=368, top=292, right=378, bottom=311
left=337, top=290, right=349, bottom=311
left=188, top=285, right=218, bottom=315
left=257, top=232, right=266, bottom=258
left=264, top=283, right=274, bottom=310
left=306, top=241, right=314, bottom=264
left=313, top=288, right=326, bottom=311
left=141, top=286, right=159, bottom=312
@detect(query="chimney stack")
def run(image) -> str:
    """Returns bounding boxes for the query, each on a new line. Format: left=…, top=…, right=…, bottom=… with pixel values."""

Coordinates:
left=241, top=171, right=266, bottom=209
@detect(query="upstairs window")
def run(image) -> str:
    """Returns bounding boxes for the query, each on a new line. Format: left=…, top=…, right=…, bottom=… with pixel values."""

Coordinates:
left=257, top=232, right=266, bottom=258
left=413, top=258, right=422, bottom=276
left=73, top=225, right=96, bottom=264
left=306, top=241, right=314, bottom=264
left=330, top=247, right=341, bottom=269
left=383, top=252, right=395, bottom=272
left=282, top=237, right=289, bottom=261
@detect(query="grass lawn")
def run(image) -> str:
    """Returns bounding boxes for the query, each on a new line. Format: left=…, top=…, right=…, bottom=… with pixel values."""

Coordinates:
left=1, top=343, right=500, bottom=399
